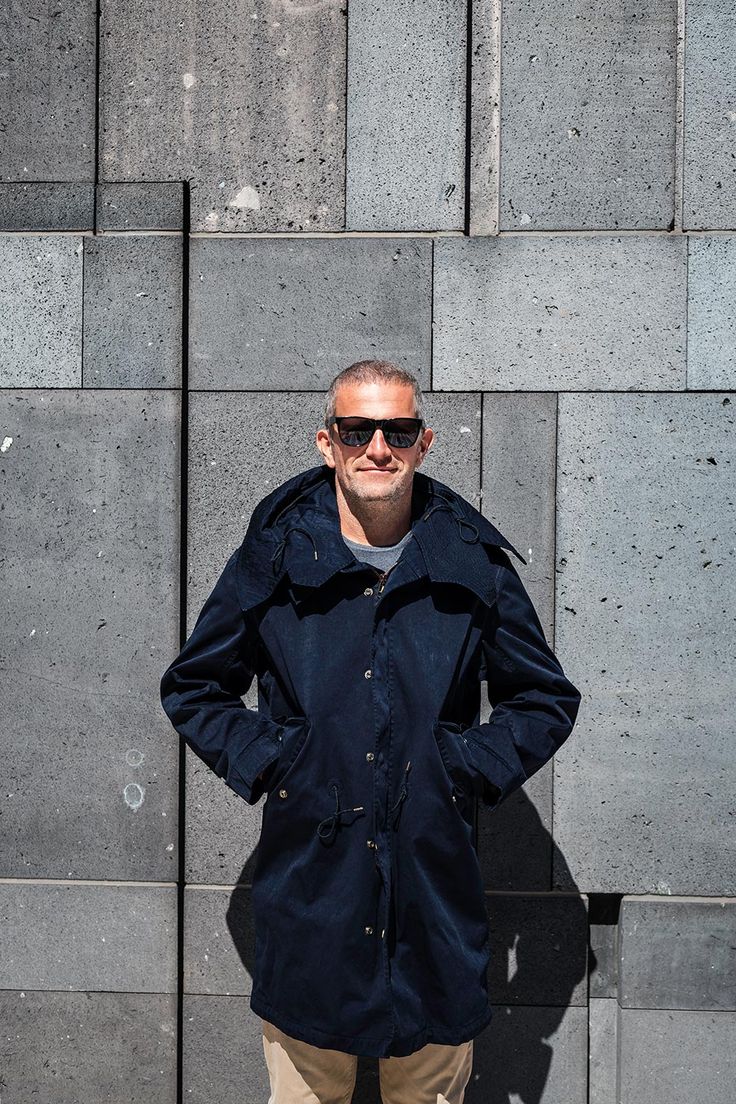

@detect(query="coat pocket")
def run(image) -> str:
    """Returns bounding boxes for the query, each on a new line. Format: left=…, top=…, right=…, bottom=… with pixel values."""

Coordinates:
left=267, top=716, right=311, bottom=792
left=432, top=719, right=478, bottom=799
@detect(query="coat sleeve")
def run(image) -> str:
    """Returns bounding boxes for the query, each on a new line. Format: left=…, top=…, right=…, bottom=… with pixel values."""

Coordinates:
left=461, top=548, right=582, bottom=810
left=159, top=544, right=284, bottom=806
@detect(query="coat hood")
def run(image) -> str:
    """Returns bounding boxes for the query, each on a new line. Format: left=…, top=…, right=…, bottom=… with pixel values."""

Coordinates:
left=235, top=463, right=527, bottom=616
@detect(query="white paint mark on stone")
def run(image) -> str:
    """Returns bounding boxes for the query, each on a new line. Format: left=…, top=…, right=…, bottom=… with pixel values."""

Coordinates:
left=30, top=629, right=36, bottom=637
left=126, top=748, right=144, bottom=768
left=1, top=436, right=13, bottom=452
left=229, top=185, right=261, bottom=210
left=182, top=72, right=196, bottom=89
left=519, top=212, right=532, bottom=225
left=459, top=425, right=471, bottom=434
left=124, top=782, right=145, bottom=810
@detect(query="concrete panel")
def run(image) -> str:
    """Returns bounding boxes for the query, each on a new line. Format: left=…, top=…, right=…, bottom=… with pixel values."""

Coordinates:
left=469, top=1004, right=588, bottom=1104
left=553, top=393, right=736, bottom=894
left=0, top=882, right=176, bottom=992
left=683, top=0, right=736, bottom=229
left=499, top=0, right=677, bottom=231
left=183, top=390, right=476, bottom=883
left=618, top=1007, right=736, bottom=1104
left=189, top=237, right=431, bottom=390
left=0, top=183, right=94, bottom=231
left=619, top=896, right=736, bottom=1010
left=184, top=886, right=254, bottom=996
left=477, top=393, right=558, bottom=889
left=0, top=390, right=180, bottom=880
left=486, top=893, right=588, bottom=1009
left=99, top=0, right=346, bottom=234
left=182, top=994, right=270, bottom=1103
left=433, top=235, right=687, bottom=391
left=0, top=0, right=96, bottom=181
left=82, top=235, right=183, bottom=388
left=0, top=990, right=176, bottom=1103
left=589, top=998, right=618, bottom=1104
left=687, top=236, right=736, bottom=389
left=346, top=0, right=465, bottom=231
left=0, top=234, right=83, bottom=387
left=468, top=0, right=502, bottom=236
left=97, top=182, right=184, bottom=231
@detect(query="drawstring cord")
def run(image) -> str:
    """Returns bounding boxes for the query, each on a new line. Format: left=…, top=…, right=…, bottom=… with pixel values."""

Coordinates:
left=421, top=499, right=480, bottom=544
left=271, top=524, right=319, bottom=576
left=389, top=760, right=412, bottom=829
left=316, top=781, right=365, bottom=844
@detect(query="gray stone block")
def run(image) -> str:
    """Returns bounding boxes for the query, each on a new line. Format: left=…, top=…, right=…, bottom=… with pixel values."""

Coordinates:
left=0, top=389, right=180, bottom=880
left=99, top=1, right=346, bottom=233
left=469, top=1004, right=588, bottom=1104
left=189, top=237, right=431, bottom=390
left=346, top=0, right=465, bottom=231
left=552, top=392, right=736, bottom=894
left=468, top=0, right=502, bottom=235
left=499, top=0, right=677, bottom=231
left=184, top=886, right=255, bottom=996
left=618, top=1007, right=736, bottom=1104
left=0, top=882, right=176, bottom=992
left=0, top=990, right=176, bottom=1103
left=0, top=183, right=94, bottom=230
left=619, top=896, right=736, bottom=1010
left=687, top=235, right=736, bottom=389
left=588, top=998, right=618, bottom=1104
left=0, top=1, right=96, bottom=181
left=486, top=893, right=588, bottom=1008
left=683, top=0, right=736, bottom=229
left=433, top=235, right=687, bottom=391
left=96, top=182, right=184, bottom=231
left=0, top=234, right=83, bottom=386
left=183, top=994, right=270, bottom=1102
left=82, top=235, right=183, bottom=388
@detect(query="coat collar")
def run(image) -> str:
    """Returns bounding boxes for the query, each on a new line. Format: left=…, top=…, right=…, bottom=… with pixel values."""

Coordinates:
left=235, top=463, right=527, bottom=615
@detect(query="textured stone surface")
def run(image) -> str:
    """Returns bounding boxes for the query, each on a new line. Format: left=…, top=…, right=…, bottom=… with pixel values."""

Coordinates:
left=433, top=235, right=687, bottom=391
left=183, top=390, right=478, bottom=883
left=0, top=235, right=83, bottom=386
left=683, top=0, right=736, bottom=229
left=99, top=0, right=347, bottom=233
left=0, top=882, right=176, bottom=992
left=346, top=0, right=466, bottom=231
left=687, top=236, right=736, bottom=389
left=477, top=392, right=559, bottom=889
left=619, top=896, right=736, bottom=1010
left=618, top=1007, right=736, bottom=1104
left=96, top=182, right=185, bottom=231
left=553, top=392, right=736, bottom=894
left=182, top=994, right=271, bottom=1101
left=499, top=0, right=677, bottom=230
left=83, top=235, right=183, bottom=387
left=0, top=990, right=176, bottom=1102
left=588, top=999, right=618, bottom=1104
left=0, top=183, right=94, bottom=230
left=0, top=0, right=96, bottom=181
left=184, top=886, right=254, bottom=995
left=189, top=236, right=431, bottom=390
left=468, top=0, right=502, bottom=235
left=0, top=390, right=180, bottom=880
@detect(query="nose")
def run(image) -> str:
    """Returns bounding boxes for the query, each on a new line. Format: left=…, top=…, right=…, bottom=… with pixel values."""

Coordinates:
left=366, top=428, right=393, bottom=458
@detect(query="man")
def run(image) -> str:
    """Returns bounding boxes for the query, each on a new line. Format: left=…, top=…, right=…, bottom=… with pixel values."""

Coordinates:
left=160, top=359, right=581, bottom=1103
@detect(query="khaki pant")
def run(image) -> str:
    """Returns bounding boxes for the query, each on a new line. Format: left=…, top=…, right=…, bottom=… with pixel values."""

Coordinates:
left=261, top=1018, right=474, bottom=1104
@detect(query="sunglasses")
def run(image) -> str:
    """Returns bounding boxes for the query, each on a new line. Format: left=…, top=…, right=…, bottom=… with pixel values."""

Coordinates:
left=326, top=416, right=425, bottom=448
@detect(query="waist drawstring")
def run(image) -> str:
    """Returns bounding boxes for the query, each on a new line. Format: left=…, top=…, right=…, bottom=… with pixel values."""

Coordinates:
left=271, top=525, right=319, bottom=577
left=389, top=760, right=412, bottom=829
left=317, top=781, right=365, bottom=844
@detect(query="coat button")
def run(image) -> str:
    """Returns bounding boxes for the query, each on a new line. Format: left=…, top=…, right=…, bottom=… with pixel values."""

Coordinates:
left=366, top=839, right=376, bottom=848
left=366, top=752, right=374, bottom=762
left=364, top=926, right=374, bottom=935
left=364, top=669, right=372, bottom=679
left=363, top=587, right=374, bottom=596
left=279, top=789, right=288, bottom=799
left=381, top=928, right=385, bottom=939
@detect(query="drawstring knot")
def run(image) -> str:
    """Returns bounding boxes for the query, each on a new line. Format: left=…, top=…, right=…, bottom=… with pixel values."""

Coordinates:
left=316, top=781, right=365, bottom=844
left=389, top=760, right=412, bottom=829
left=271, top=525, right=319, bottom=576
left=421, top=500, right=479, bottom=544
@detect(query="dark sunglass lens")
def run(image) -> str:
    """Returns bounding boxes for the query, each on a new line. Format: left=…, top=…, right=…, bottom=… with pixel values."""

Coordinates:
left=339, top=418, right=374, bottom=446
left=384, top=419, right=421, bottom=447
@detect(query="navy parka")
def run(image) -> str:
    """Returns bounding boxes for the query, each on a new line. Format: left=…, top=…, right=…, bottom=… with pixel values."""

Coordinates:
left=160, top=463, right=581, bottom=1058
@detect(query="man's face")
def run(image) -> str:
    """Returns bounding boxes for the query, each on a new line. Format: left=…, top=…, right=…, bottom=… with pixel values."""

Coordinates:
left=316, top=380, right=433, bottom=507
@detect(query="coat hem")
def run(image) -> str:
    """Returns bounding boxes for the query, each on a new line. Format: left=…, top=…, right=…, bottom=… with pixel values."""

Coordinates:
left=249, top=990, right=494, bottom=1059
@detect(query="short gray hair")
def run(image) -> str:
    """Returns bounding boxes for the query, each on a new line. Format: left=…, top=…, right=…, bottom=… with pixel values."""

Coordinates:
left=323, top=359, right=425, bottom=426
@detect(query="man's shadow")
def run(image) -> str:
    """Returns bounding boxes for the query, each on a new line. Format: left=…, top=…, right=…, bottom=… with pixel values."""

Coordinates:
left=228, top=786, right=589, bottom=1104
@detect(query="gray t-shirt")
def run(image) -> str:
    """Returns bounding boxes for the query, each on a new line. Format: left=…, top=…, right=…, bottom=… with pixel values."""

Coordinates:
left=342, top=528, right=414, bottom=573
